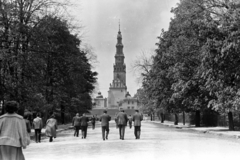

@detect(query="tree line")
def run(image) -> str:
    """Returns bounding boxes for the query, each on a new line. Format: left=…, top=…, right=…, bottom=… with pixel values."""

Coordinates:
left=137, top=0, right=240, bottom=130
left=0, top=0, right=97, bottom=123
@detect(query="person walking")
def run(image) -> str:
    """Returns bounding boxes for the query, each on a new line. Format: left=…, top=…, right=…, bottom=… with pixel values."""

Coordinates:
left=116, top=109, right=128, bottom=140
left=45, top=114, right=58, bottom=142
left=24, top=114, right=31, bottom=145
left=128, top=115, right=133, bottom=129
left=0, top=101, right=29, bottom=160
left=72, top=113, right=81, bottom=137
left=133, top=110, right=143, bottom=139
left=99, top=110, right=111, bottom=141
left=114, top=113, right=118, bottom=129
left=79, top=113, right=89, bottom=139
left=91, top=115, right=96, bottom=130
left=33, top=113, right=43, bottom=143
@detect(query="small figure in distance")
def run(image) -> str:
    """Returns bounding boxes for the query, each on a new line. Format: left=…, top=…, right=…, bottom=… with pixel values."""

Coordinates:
left=45, top=114, right=58, bottom=142
left=72, top=113, right=81, bottom=137
left=0, top=101, right=29, bottom=160
left=91, top=115, right=96, bottom=130
left=80, top=113, right=89, bottom=139
left=114, top=114, right=118, bottom=129
left=133, top=110, right=143, bottom=139
left=24, top=114, right=31, bottom=145
left=116, top=109, right=128, bottom=140
left=128, top=115, right=132, bottom=129
left=99, top=110, right=111, bottom=141
left=33, top=113, right=43, bottom=143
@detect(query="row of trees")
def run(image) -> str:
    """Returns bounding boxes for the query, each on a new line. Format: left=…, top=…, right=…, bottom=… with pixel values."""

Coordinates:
left=0, top=0, right=97, bottom=123
left=137, top=0, right=240, bottom=130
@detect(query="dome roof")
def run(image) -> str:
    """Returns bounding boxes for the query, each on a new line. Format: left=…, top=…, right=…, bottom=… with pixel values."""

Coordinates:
left=96, top=92, right=103, bottom=98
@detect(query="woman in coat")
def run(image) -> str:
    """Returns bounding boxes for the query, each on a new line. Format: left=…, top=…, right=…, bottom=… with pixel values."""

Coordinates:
left=0, top=101, right=29, bottom=160
left=24, top=114, right=31, bottom=145
left=45, top=114, right=58, bottom=142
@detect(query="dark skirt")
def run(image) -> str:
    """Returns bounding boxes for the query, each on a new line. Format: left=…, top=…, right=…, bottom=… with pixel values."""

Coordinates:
left=0, top=145, right=25, bottom=160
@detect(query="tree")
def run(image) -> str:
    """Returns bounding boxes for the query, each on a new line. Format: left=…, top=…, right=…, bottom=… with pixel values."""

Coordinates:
left=140, top=0, right=240, bottom=128
left=0, top=1, right=98, bottom=122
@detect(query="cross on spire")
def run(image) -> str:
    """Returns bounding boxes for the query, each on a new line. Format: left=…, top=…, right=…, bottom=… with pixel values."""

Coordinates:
left=119, top=19, right=121, bottom=32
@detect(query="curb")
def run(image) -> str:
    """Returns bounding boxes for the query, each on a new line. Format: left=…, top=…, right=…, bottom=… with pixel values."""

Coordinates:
left=150, top=121, right=240, bottom=140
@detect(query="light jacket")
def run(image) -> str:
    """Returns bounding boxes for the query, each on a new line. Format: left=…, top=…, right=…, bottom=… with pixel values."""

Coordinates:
left=0, top=113, right=28, bottom=147
left=45, top=118, right=57, bottom=138
left=33, top=117, right=43, bottom=129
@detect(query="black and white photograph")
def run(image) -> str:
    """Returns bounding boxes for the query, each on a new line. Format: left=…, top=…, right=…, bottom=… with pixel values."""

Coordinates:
left=0, top=0, right=240, bottom=160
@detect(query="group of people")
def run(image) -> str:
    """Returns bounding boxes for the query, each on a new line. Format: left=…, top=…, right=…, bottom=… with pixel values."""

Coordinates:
left=29, top=113, right=58, bottom=143
left=115, top=109, right=143, bottom=140
left=0, top=101, right=58, bottom=160
left=72, top=109, right=143, bottom=141
left=72, top=113, right=94, bottom=139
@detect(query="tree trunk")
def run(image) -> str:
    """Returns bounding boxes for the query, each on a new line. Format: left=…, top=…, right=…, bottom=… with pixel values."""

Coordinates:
left=228, top=111, right=234, bottom=131
left=174, top=113, right=178, bottom=125
left=150, top=114, right=153, bottom=121
left=160, top=113, right=164, bottom=123
left=195, top=110, right=200, bottom=127
left=183, top=111, right=185, bottom=125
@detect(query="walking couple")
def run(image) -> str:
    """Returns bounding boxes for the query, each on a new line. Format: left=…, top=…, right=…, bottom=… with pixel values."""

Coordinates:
left=72, top=113, right=89, bottom=139
left=116, top=109, right=143, bottom=140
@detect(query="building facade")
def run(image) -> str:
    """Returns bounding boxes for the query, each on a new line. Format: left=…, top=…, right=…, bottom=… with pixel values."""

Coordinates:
left=118, top=92, right=139, bottom=110
left=93, top=92, right=107, bottom=109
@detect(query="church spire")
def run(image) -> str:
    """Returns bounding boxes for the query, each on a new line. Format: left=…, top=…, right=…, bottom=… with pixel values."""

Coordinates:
left=119, top=19, right=120, bottom=32
left=116, top=22, right=123, bottom=55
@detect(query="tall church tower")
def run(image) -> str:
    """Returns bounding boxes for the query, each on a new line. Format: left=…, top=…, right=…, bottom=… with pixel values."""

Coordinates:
left=108, top=24, right=127, bottom=108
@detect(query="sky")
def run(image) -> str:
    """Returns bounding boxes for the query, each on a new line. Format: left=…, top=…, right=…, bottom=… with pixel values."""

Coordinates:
left=69, top=0, right=180, bottom=97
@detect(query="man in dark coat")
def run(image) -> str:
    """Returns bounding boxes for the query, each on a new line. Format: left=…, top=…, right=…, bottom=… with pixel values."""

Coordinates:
left=116, top=109, right=128, bottom=140
left=128, top=115, right=133, bottom=129
left=91, top=115, right=96, bottom=130
left=99, top=110, right=111, bottom=141
left=79, top=113, right=89, bottom=139
left=133, top=110, right=143, bottom=139
left=72, top=113, right=81, bottom=137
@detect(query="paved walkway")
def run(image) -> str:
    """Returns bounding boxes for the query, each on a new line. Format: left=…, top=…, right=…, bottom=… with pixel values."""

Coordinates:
left=24, top=121, right=240, bottom=160
left=152, top=120, right=240, bottom=139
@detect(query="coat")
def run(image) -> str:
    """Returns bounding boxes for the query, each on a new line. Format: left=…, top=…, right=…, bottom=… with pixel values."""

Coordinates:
left=117, top=112, right=128, bottom=126
left=72, top=116, right=81, bottom=127
left=25, top=119, right=31, bottom=133
left=0, top=113, right=28, bottom=148
left=133, top=113, right=143, bottom=126
left=45, top=118, right=57, bottom=138
left=99, top=114, right=111, bottom=127
left=33, top=117, right=43, bottom=129
left=80, top=116, right=89, bottom=127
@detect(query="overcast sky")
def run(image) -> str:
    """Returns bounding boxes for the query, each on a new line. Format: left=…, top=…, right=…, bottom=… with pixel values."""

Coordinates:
left=70, top=0, right=180, bottom=97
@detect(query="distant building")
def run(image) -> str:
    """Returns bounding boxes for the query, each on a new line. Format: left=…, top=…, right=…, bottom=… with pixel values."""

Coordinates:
left=118, top=92, right=139, bottom=110
left=93, top=92, right=107, bottom=109
left=91, top=24, right=141, bottom=117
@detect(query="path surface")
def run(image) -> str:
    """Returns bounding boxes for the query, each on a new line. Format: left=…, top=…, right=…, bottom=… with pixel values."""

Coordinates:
left=24, top=121, right=240, bottom=160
